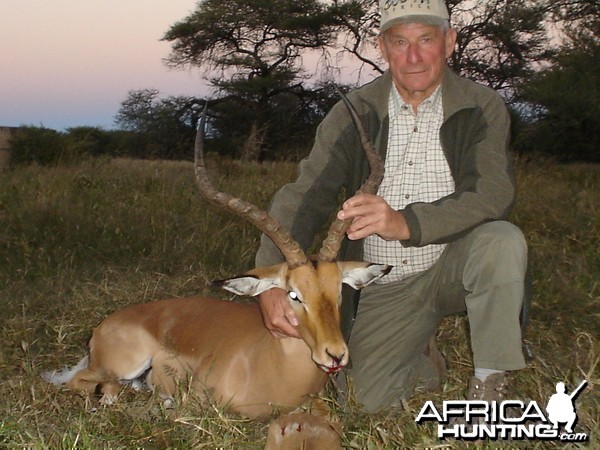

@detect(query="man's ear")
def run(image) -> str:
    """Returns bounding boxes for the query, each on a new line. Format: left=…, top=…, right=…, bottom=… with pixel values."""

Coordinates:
left=378, top=33, right=390, bottom=63
left=445, top=28, right=458, bottom=59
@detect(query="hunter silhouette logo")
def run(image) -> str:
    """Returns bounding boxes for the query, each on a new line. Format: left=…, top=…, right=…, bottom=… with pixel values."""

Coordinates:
left=415, top=379, right=589, bottom=442
left=546, top=380, right=587, bottom=433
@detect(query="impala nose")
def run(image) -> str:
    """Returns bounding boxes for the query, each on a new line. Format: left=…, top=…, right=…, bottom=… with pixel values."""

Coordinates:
left=326, top=348, right=346, bottom=367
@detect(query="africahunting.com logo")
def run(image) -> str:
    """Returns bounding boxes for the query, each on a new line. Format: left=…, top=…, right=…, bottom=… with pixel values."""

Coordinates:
left=415, top=380, right=589, bottom=442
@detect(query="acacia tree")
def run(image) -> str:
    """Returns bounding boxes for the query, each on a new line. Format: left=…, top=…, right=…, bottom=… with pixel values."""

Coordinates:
left=162, top=0, right=340, bottom=157
left=549, top=0, right=600, bottom=32
left=447, top=0, right=548, bottom=95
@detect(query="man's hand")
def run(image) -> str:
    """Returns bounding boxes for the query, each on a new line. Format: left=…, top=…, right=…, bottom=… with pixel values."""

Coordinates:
left=258, top=288, right=302, bottom=339
left=338, top=194, right=410, bottom=241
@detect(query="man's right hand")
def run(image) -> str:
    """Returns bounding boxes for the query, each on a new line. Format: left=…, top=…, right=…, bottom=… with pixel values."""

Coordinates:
left=258, top=288, right=302, bottom=339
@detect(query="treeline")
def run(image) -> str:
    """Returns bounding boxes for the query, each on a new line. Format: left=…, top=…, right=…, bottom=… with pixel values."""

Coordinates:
left=11, top=0, right=600, bottom=164
left=8, top=126, right=172, bottom=166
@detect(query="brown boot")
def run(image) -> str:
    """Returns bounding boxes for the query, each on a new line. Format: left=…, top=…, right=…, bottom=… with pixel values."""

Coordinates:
left=466, top=372, right=509, bottom=402
left=449, top=373, right=512, bottom=429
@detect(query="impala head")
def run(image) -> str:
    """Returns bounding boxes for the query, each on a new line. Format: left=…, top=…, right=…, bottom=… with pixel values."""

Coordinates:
left=217, top=260, right=391, bottom=372
left=194, top=93, right=388, bottom=373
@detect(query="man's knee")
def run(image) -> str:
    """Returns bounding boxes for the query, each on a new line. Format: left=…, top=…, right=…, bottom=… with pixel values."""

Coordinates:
left=475, top=221, right=527, bottom=253
left=467, top=221, right=528, bottom=284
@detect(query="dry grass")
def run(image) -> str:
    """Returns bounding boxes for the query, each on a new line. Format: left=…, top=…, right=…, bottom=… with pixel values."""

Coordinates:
left=0, top=157, right=598, bottom=449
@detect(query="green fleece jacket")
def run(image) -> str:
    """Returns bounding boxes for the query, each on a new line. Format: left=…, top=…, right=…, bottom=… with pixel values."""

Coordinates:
left=256, top=68, right=515, bottom=270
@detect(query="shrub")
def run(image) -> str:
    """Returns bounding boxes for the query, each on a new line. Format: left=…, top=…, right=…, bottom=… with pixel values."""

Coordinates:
left=9, top=126, right=70, bottom=166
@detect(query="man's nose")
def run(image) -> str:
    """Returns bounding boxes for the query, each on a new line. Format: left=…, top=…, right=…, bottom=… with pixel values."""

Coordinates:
left=407, top=43, right=422, bottom=64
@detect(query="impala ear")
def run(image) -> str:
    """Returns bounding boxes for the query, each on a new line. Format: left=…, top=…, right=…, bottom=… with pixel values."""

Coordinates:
left=214, top=275, right=280, bottom=297
left=338, top=262, right=392, bottom=289
left=213, top=264, right=286, bottom=297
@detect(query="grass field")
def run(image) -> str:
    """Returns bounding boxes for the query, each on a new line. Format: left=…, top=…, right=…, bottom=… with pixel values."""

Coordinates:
left=0, top=156, right=598, bottom=449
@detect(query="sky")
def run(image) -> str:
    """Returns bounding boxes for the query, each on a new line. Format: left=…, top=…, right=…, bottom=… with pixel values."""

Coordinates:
left=0, top=1, right=209, bottom=131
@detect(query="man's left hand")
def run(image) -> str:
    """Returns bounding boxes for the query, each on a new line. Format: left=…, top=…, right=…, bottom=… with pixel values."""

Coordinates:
left=337, top=194, right=410, bottom=241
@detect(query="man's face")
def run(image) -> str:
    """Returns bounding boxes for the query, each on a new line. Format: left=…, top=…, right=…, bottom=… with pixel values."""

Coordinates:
left=378, top=22, right=457, bottom=102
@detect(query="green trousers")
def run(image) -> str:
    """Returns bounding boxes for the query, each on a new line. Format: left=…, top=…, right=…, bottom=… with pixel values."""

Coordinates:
left=346, top=221, right=528, bottom=411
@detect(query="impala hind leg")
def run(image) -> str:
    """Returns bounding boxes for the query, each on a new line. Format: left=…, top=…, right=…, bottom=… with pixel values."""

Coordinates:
left=71, top=325, right=156, bottom=402
left=42, top=355, right=120, bottom=404
left=66, top=368, right=121, bottom=405
left=67, top=349, right=152, bottom=405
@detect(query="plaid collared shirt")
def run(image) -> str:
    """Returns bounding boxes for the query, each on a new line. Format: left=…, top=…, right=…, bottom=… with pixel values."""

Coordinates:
left=363, top=84, right=455, bottom=283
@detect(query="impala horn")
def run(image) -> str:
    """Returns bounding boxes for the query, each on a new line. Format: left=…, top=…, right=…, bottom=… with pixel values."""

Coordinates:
left=317, top=89, right=385, bottom=262
left=194, top=104, right=308, bottom=268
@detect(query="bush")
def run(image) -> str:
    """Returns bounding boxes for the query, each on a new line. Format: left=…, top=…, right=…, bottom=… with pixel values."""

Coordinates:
left=64, top=126, right=115, bottom=157
left=513, top=41, right=600, bottom=163
left=8, top=127, right=150, bottom=166
left=9, top=127, right=71, bottom=166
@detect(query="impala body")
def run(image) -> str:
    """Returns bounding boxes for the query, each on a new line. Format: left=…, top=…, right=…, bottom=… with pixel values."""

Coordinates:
left=43, top=94, right=390, bottom=421
left=49, top=261, right=388, bottom=417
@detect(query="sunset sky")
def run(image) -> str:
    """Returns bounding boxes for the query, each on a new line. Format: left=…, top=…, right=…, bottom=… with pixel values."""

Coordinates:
left=0, top=1, right=208, bottom=131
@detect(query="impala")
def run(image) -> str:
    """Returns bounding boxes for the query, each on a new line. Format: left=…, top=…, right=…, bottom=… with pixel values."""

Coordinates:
left=43, top=93, right=392, bottom=419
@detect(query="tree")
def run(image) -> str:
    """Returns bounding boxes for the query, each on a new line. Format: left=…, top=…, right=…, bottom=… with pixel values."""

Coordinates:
left=162, top=0, right=340, bottom=157
left=163, top=0, right=337, bottom=86
left=548, top=0, right=600, bottom=43
left=514, top=44, right=600, bottom=162
left=447, top=0, right=548, bottom=95
left=513, top=2, right=600, bottom=162
left=114, top=89, right=161, bottom=133
left=326, top=0, right=382, bottom=75
left=115, top=89, right=203, bottom=159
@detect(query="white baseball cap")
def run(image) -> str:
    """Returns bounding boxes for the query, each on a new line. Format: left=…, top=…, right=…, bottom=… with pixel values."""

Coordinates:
left=380, top=0, right=450, bottom=32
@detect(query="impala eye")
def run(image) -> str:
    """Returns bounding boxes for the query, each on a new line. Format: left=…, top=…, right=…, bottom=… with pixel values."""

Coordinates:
left=288, top=291, right=301, bottom=303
